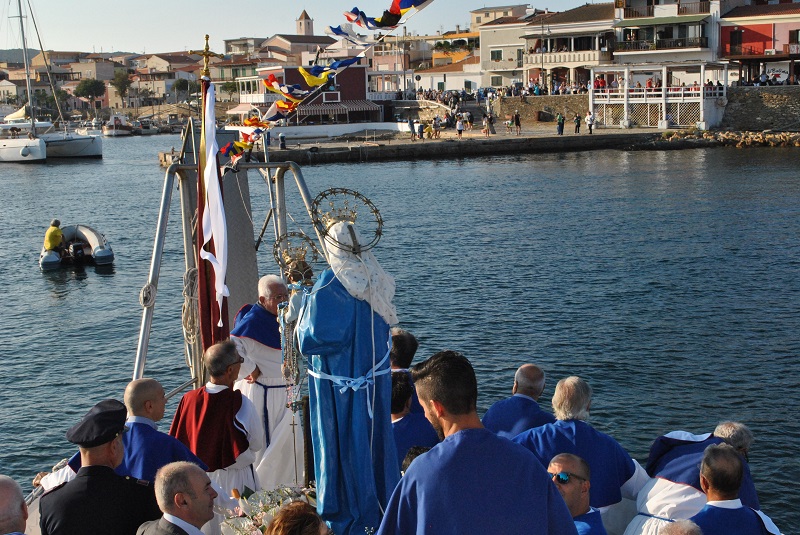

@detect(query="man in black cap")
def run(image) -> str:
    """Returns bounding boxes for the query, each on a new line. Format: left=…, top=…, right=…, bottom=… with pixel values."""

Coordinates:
left=39, top=399, right=161, bottom=535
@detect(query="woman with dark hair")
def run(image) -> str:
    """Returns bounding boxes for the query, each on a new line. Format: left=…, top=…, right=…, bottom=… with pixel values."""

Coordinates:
left=266, top=501, right=328, bottom=535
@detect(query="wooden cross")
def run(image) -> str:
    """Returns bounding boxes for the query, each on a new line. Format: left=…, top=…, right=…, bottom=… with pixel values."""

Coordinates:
left=189, top=35, right=224, bottom=78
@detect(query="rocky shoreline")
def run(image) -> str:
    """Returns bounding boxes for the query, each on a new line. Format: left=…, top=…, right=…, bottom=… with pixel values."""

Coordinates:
left=652, top=129, right=800, bottom=150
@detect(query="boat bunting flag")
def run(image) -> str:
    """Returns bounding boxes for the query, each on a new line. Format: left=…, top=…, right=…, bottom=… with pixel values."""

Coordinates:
left=263, top=75, right=310, bottom=102
left=198, top=79, right=230, bottom=334
left=326, top=24, right=370, bottom=46
left=263, top=100, right=298, bottom=122
left=222, top=0, right=435, bottom=129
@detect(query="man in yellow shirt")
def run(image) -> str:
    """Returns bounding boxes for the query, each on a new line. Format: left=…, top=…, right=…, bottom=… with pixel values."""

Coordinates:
left=44, top=219, right=64, bottom=253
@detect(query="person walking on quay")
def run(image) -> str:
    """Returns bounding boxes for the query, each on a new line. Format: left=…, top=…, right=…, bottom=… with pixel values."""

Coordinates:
left=417, top=121, right=425, bottom=142
left=556, top=113, right=565, bottom=136
left=407, top=117, right=416, bottom=141
left=482, top=114, right=490, bottom=138
left=574, top=113, right=581, bottom=134
left=514, top=110, right=521, bottom=135
left=585, top=111, right=594, bottom=134
left=456, top=115, right=464, bottom=140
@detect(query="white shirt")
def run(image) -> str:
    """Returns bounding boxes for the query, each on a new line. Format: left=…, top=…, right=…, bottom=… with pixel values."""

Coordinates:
left=163, top=513, right=205, bottom=535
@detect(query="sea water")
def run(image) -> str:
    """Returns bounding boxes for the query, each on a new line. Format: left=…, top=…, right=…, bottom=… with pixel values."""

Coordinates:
left=0, top=136, right=797, bottom=528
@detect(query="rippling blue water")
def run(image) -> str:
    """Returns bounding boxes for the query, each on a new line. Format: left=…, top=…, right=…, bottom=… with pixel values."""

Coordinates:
left=0, top=137, right=797, bottom=528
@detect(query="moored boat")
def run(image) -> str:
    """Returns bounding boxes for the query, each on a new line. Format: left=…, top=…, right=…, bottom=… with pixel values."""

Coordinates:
left=102, top=114, right=134, bottom=137
left=0, top=132, right=46, bottom=163
left=39, top=224, right=114, bottom=270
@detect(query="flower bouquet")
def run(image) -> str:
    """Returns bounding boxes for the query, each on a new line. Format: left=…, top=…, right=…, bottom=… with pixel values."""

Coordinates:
left=221, top=484, right=317, bottom=535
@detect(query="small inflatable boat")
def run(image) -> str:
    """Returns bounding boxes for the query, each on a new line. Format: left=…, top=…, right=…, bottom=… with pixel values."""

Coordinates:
left=39, top=224, right=114, bottom=270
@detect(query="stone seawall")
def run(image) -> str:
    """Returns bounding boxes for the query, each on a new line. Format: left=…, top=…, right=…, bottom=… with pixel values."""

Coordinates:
left=266, top=132, right=658, bottom=166
left=720, top=86, right=800, bottom=131
left=495, top=95, right=590, bottom=126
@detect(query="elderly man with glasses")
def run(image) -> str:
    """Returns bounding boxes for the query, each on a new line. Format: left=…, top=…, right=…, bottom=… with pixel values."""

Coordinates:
left=229, top=275, right=302, bottom=492
left=39, top=399, right=161, bottom=535
left=549, top=453, right=607, bottom=535
left=170, top=340, right=264, bottom=534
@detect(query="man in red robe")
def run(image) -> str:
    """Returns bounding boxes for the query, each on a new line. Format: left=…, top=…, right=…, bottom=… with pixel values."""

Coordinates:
left=169, top=340, right=264, bottom=533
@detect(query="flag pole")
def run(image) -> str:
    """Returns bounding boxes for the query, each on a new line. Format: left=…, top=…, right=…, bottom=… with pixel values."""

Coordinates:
left=189, top=35, right=229, bottom=351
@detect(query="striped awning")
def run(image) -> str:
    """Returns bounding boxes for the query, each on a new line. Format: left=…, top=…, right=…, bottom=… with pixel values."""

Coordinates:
left=298, top=103, right=348, bottom=115
left=297, top=100, right=382, bottom=115
left=616, top=15, right=708, bottom=27
left=342, top=100, right=382, bottom=112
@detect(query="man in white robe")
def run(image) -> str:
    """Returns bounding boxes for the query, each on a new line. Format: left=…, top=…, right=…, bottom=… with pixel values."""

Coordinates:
left=231, top=275, right=304, bottom=490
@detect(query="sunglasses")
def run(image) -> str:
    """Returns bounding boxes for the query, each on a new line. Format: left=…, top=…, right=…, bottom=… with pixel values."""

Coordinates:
left=549, top=471, right=588, bottom=485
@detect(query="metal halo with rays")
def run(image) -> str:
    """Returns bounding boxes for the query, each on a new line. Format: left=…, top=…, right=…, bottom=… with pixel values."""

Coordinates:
left=311, top=187, right=383, bottom=253
left=272, top=232, right=323, bottom=283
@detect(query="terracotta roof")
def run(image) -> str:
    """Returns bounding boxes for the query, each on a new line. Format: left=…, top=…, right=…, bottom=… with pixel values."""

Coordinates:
left=416, top=55, right=480, bottom=73
left=273, top=34, right=336, bottom=45
left=724, top=3, right=800, bottom=18
left=542, top=3, right=615, bottom=24
left=298, top=10, right=311, bottom=20
left=481, top=15, right=528, bottom=26
left=470, top=4, right=527, bottom=13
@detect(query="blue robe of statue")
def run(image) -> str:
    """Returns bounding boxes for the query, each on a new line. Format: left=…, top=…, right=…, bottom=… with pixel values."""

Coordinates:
left=297, top=268, right=399, bottom=535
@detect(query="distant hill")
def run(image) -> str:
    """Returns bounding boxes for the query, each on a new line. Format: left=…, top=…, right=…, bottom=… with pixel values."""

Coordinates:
left=0, top=48, right=41, bottom=64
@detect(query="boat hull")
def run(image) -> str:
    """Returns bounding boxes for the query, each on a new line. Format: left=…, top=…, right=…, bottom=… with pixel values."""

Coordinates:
left=102, top=126, right=133, bottom=137
left=0, top=137, right=46, bottom=162
left=41, top=132, right=103, bottom=158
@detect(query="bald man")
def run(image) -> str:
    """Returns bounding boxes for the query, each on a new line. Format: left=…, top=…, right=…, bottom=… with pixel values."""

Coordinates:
left=37, top=379, right=206, bottom=490
left=482, top=364, right=555, bottom=439
left=0, top=475, right=27, bottom=535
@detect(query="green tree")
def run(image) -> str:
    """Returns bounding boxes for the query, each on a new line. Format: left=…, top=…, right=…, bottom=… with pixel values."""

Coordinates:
left=220, top=81, right=238, bottom=101
left=172, top=78, right=189, bottom=102
left=74, top=78, right=106, bottom=116
left=188, top=81, right=200, bottom=96
left=110, top=71, right=133, bottom=107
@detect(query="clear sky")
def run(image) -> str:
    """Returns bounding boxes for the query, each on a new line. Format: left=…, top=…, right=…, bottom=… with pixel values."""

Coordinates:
left=1, top=0, right=593, bottom=54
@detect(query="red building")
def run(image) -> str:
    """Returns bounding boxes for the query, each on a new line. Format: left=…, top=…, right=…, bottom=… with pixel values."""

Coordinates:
left=720, top=3, right=800, bottom=83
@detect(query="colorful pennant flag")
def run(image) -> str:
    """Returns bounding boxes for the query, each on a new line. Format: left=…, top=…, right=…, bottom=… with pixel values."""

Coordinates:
left=326, top=24, right=370, bottom=46
left=263, top=75, right=310, bottom=102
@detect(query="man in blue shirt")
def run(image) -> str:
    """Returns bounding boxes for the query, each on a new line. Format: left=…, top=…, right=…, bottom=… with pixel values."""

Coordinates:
left=482, top=363, right=554, bottom=439
left=36, top=379, right=206, bottom=489
left=689, top=444, right=778, bottom=535
left=548, top=453, right=607, bottom=535
left=377, top=350, right=577, bottom=535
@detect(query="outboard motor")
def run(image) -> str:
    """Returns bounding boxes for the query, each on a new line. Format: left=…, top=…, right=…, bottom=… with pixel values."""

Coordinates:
left=69, top=242, right=86, bottom=262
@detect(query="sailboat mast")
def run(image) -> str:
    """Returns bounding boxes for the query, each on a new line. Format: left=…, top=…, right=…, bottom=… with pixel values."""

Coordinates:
left=17, top=0, right=37, bottom=136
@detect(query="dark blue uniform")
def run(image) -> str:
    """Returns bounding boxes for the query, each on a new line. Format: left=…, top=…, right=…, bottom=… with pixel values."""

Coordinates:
left=40, top=465, right=161, bottom=535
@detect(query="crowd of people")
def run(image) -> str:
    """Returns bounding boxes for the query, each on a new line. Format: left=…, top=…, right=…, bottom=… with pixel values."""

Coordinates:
left=1, top=279, right=782, bottom=534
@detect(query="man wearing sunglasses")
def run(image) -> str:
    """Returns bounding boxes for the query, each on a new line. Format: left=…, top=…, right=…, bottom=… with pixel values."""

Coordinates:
left=549, top=453, right=607, bottom=535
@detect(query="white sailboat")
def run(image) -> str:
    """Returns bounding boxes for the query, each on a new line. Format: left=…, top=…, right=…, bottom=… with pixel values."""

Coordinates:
left=19, top=0, right=103, bottom=158
left=0, top=0, right=45, bottom=163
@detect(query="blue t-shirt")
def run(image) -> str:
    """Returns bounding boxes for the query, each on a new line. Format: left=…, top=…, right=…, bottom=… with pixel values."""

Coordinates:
left=377, top=427, right=577, bottom=535
left=574, top=508, right=607, bottom=535
left=392, top=412, right=439, bottom=469
left=482, top=394, right=555, bottom=439
left=513, top=419, right=636, bottom=508
left=690, top=503, right=769, bottom=535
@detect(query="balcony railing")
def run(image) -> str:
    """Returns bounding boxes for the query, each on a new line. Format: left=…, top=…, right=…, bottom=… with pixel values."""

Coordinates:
left=483, top=59, right=524, bottom=71
left=624, top=6, right=654, bottom=18
left=616, top=37, right=708, bottom=51
left=593, top=86, right=726, bottom=102
left=678, top=1, right=710, bottom=15
left=523, top=50, right=612, bottom=66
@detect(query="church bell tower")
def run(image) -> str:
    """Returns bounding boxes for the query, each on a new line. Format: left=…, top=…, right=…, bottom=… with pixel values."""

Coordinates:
left=297, top=10, right=314, bottom=36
